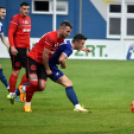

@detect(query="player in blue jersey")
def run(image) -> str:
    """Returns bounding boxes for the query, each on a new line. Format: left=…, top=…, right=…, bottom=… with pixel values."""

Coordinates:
left=49, top=33, right=89, bottom=112
left=18, top=33, right=90, bottom=112
left=0, top=6, right=10, bottom=92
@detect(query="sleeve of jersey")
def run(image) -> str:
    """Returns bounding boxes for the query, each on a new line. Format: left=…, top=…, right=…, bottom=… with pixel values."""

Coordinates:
left=63, top=48, right=72, bottom=57
left=44, top=35, right=54, bottom=50
left=0, top=25, right=3, bottom=34
left=8, top=17, right=18, bottom=47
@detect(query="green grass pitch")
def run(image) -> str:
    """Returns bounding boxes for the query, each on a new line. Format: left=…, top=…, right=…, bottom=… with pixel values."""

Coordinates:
left=0, top=58, right=134, bottom=134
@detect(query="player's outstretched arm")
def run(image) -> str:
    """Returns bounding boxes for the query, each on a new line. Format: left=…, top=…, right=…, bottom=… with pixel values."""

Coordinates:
left=81, top=47, right=90, bottom=52
left=0, top=34, right=9, bottom=48
left=59, top=53, right=67, bottom=69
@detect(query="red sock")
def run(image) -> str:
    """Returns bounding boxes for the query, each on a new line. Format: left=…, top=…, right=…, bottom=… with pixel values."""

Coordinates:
left=26, top=81, right=38, bottom=102
left=9, top=74, right=18, bottom=92
left=19, top=73, right=29, bottom=85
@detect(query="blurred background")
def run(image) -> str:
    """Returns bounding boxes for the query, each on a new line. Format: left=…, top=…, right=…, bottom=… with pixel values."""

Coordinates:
left=0, top=0, right=134, bottom=60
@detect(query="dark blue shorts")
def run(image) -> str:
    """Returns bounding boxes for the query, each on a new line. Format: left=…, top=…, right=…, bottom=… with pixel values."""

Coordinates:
left=49, top=64, right=64, bottom=82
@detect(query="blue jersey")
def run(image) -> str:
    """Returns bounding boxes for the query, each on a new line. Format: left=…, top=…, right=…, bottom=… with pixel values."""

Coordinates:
left=0, top=22, right=4, bottom=35
left=48, top=40, right=73, bottom=81
left=49, top=40, right=73, bottom=65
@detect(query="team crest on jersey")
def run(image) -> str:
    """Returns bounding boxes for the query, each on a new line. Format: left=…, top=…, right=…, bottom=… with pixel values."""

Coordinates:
left=15, top=62, right=21, bottom=68
left=22, top=20, right=29, bottom=24
left=31, top=64, right=37, bottom=71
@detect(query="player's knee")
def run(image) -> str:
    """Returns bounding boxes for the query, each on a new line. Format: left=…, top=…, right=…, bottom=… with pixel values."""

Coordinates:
left=12, top=70, right=20, bottom=76
left=65, top=80, right=73, bottom=87
left=39, top=84, right=46, bottom=91
left=38, top=81, right=47, bottom=91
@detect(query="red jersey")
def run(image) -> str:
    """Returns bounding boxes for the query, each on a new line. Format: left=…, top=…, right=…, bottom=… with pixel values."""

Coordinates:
left=8, top=13, right=31, bottom=49
left=27, top=31, right=64, bottom=64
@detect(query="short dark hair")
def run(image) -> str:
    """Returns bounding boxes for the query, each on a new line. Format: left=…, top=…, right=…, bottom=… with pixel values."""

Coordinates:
left=0, top=6, right=5, bottom=10
left=20, top=1, right=30, bottom=7
left=60, top=20, right=73, bottom=29
left=72, top=33, right=87, bottom=43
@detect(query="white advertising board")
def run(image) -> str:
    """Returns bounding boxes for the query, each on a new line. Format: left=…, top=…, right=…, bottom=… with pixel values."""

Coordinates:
left=1, top=38, right=134, bottom=60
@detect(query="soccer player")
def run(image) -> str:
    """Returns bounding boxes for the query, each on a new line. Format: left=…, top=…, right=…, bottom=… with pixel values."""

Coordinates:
left=18, top=20, right=73, bottom=112
left=49, top=33, right=89, bottom=112
left=0, top=6, right=9, bottom=91
left=7, top=1, right=31, bottom=104
left=19, top=33, right=90, bottom=112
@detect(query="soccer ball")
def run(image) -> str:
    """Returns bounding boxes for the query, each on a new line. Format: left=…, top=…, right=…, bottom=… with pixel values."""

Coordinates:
left=130, top=101, right=134, bottom=112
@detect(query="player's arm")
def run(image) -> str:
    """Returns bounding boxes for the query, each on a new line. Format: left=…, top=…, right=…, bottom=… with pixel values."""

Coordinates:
left=81, top=47, right=90, bottom=52
left=0, top=34, right=9, bottom=48
left=8, top=18, right=18, bottom=55
left=59, top=53, right=67, bottom=69
left=43, top=48, right=52, bottom=75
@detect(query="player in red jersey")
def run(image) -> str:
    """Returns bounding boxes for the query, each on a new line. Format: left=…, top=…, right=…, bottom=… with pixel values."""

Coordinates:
left=7, top=1, right=31, bottom=104
left=20, top=20, right=73, bottom=112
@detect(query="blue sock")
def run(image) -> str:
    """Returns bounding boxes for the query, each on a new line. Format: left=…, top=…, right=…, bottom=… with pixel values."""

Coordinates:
left=0, top=69, right=9, bottom=88
left=65, top=86, right=79, bottom=105
left=15, top=82, right=30, bottom=96
left=15, top=88, right=20, bottom=96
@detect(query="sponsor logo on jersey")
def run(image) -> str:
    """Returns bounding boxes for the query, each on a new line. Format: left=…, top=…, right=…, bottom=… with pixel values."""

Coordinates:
left=23, top=29, right=31, bottom=32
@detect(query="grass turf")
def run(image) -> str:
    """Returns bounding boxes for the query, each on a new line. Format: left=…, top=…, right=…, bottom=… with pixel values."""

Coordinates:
left=0, top=58, right=134, bottom=134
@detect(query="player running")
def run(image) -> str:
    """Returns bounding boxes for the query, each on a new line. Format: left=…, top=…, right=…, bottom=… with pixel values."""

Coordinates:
left=19, top=33, right=90, bottom=112
left=11, top=20, right=73, bottom=111
left=7, top=1, right=31, bottom=103
left=0, top=6, right=10, bottom=92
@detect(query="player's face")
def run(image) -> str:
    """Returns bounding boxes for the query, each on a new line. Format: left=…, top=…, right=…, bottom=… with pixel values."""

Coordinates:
left=76, top=39, right=85, bottom=51
left=62, top=26, right=72, bottom=38
left=20, top=6, right=30, bottom=17
left=0, top=8, right=6, bottom=20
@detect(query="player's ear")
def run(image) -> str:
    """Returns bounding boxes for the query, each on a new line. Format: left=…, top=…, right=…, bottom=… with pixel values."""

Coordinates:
left=60, top=26, right=64, bottom=32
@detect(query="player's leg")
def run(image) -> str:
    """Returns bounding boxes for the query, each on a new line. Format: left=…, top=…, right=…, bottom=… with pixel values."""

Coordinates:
left=7, top=48, right=22, bottom=104
left=24, top=76, right=47, bottom=112
left=56, top=75, right=79, bottom=105
left=15, top=49, right=29, bottom=102
left=0, top=63, right=9, bottom=92
left=24, top=73, right=38, bottom=112
left=19, top=49, right=29, bottom=86
left=7, top=69, right=20, bottom=104
left=22, top=57, right=47, bottom=112
left=56, top=75, right=88, bottom=112
left=49, top=66, right=88, bottom=112
left=19, top=73, right=29, bottom=86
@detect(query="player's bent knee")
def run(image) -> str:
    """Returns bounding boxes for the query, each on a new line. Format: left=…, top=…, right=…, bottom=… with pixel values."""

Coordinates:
left=65, top=81, right=73, bottom=87
left=38, top=83, right=46, bottom=91
left=38, top=79, right=47, bottom=90
left=12, top=70, right=20, bottom=76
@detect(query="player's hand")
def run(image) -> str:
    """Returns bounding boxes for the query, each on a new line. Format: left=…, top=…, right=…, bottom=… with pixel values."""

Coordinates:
left=60, top=64, right=66, bottom=69
left=11, top=46, right=18, bottom=56
left=82, top=47, right=90, bottom=52
left=46, top=69, right=52, bottom=75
